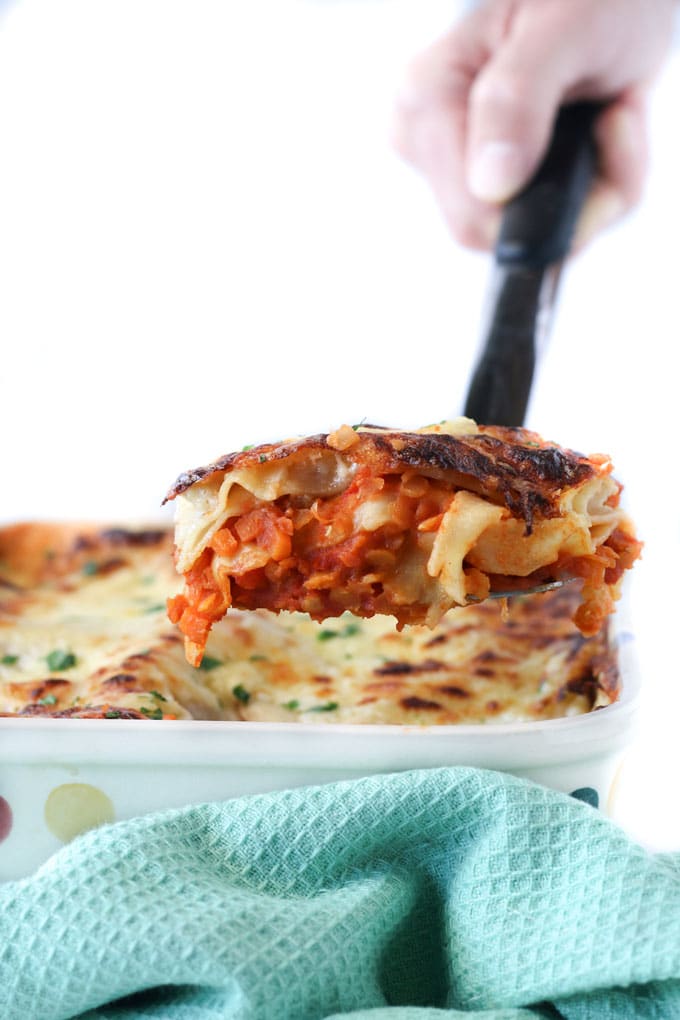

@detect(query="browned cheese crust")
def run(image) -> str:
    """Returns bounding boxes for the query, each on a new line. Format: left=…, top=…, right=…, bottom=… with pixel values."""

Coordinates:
left=165, top=425, right=596, bottom=531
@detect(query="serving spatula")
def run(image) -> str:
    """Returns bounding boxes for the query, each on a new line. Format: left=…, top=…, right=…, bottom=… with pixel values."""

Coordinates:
left=464, top=101, right=600, bottom=428
left=463, top=102, right=600, bottom=599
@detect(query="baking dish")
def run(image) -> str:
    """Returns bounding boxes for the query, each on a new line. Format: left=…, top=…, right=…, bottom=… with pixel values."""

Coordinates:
left=0, top=596, right=639, bottom=882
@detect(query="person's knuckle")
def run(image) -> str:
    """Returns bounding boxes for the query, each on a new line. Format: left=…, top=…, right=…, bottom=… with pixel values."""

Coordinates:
left=470, top=68, right=533, bottom=117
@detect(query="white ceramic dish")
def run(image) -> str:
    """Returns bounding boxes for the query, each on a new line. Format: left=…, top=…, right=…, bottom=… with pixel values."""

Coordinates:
left=0, top=604, right=640, bottom=882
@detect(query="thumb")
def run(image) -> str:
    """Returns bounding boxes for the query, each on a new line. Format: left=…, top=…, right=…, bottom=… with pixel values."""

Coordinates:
left=465, top=36, right=572, bottom=203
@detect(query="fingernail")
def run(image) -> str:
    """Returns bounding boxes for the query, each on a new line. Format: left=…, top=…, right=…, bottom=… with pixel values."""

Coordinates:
left=572, top=190, right=626, bottom=251
left=468, top=141, right=526, bottom=202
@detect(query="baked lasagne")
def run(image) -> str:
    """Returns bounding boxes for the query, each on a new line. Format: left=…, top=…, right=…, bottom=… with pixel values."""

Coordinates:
left=0, top=523, right=621, bottom=724
left=164, top=419, right=641, bottom=667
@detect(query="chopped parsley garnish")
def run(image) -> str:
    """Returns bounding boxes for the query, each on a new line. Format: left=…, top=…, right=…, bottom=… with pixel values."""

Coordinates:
left=258, top=454, right=267, bottom=463
left=143, top=603, right=165, bottom=614
left=305, top=701, right=339, bottom=713
left=241, top=444, right=254, bottom=451
left=317, top=622, right=361, bottom=641
left=282, top=699, right=300, bottom=711
left=82, top=560, right=99, bottom=576
left=232, top=685, right=251, bottom=704
left=105, top=709, right=122, bottom=719
left=351, top=418, right=367, bottom=431
left=46, top=650, right=77, bottom=671
left=198, top=656, right=223, bottom=672
left=1, top=655, right=18, bottom=666
left=140, top=706, right=163, bottom=720
left=37, top=694, right=58, bottom=706
left=249, top=654, right=268, bottom=662
left=149, top=690, right=167, bottom=702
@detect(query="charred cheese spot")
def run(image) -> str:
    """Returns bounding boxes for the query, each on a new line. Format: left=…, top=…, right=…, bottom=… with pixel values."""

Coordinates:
left=435, top=685, right=470, bottom=698
left=374, top=659, right=445, bottom=676
left=400, top=696, right=442, bottom=711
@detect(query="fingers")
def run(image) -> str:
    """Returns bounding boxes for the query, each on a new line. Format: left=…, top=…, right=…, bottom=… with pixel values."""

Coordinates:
left=392, top=21, right=501, bottom=249
left=393, top=0, right=657, bottom=252
left=393, top=5, right=581, bottom=248
left=465, top=11, right=581, bottom=203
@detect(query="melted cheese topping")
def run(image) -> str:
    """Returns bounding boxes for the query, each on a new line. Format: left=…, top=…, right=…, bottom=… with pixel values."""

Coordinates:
left=0, top=536, right=223, bottom=719
left=0, top=524, right=619, bottom=725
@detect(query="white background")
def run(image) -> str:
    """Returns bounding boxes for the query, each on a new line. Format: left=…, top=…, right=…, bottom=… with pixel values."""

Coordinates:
left=0, top=1, right=678, bottom=848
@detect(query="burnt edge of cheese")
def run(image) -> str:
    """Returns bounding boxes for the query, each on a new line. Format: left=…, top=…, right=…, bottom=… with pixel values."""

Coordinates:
left=163, top=426, right=597, bottom=530
left=0, top=522, right=173, bottom=588
left=2, top=705, right=147, bottom=719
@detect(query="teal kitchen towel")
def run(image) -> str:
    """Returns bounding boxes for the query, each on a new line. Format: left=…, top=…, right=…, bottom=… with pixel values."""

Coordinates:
left=1, top=767, right=678, bottom=1020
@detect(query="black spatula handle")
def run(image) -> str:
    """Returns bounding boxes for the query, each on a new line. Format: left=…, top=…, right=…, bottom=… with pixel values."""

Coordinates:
left=495, top=101, right=601, bottom=269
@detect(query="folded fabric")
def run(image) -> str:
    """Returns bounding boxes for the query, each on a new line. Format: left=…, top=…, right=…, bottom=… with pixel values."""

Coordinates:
left=0, top=767, right=678, bottom=1020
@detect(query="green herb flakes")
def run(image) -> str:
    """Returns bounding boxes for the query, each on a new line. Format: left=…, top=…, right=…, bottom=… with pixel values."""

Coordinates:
left=317, top=622, right=361, bottom=641
left=305, top=701, right=339, bottom=713
left=143, top=603, right=165, bottom=614
left=140, top=706, right=163, bottom=720
left=282, top=699, right=300, bottom=711
left=258, top=454, right=267, bottom=463
left=241, top=444, right=254, bottom=451
left=105, top=710, right=122, bottom=719
left=46, top=650, right=77, bottom=671
left=37, top=694, right=57, bottom=706
left=249, top=654, right=268, bottom=663
left=1, top=655, right=18, bottom=666
left=198, top=656, right=223, bottom=672
left=82, top=561, right=99, bottom=576
left=149, top=690, right=167, bottom=702
left=232, top=685, right=251, bottom=704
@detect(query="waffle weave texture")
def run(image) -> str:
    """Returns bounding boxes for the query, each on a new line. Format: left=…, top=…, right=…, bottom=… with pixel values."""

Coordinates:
left=1, top=767, right=678, bottom=1020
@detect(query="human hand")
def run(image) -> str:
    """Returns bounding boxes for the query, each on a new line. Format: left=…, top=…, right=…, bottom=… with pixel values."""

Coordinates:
left=393, top=0, right=676, bottom=250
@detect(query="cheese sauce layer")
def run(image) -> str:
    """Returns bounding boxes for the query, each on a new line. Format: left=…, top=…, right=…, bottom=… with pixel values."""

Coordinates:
left=0, top=523, right=619, bottom=724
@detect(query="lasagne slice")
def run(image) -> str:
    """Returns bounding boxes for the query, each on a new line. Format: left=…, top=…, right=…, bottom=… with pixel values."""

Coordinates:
left=164, top=419, right=641, bottom=667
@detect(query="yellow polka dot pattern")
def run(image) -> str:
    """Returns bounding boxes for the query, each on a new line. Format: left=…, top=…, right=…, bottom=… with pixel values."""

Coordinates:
left=44, top=783, right=115, bottom=843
